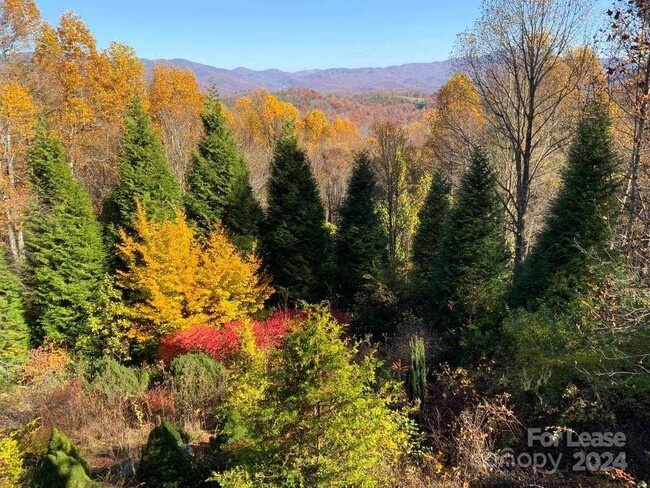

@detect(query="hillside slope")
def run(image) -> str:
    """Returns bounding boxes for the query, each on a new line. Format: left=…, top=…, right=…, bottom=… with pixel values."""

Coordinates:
left=142, top=58, right=454, bottom=95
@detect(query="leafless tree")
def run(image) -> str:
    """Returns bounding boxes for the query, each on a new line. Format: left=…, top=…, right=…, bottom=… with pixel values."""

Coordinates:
left=454, top=0, right=593, bottom=264
left=605, top=0, right=650, bottom=278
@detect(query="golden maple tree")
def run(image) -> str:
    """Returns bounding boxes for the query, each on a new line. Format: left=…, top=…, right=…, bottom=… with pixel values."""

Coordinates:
left=228, top=89, right=299, bottom=199
left=116, top=206, right=272, bottom=341
left=426, top=73, right=485, bottom=191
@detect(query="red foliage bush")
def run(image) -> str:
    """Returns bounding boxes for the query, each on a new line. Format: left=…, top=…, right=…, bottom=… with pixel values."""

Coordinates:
left=158, top=310, right=296, bottom=363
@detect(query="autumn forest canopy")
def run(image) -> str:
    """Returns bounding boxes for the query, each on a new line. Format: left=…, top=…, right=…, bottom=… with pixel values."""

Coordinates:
left=0, top=0, right=649, bottom=486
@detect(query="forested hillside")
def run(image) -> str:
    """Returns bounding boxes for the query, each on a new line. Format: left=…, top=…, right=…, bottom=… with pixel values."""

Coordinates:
left=0, top=0, right=649, bottom=487
left=141, top=58, right=453, bottom=95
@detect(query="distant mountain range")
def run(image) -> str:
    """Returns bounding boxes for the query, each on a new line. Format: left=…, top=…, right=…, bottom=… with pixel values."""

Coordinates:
left=141, top=58, right=455, bottom=95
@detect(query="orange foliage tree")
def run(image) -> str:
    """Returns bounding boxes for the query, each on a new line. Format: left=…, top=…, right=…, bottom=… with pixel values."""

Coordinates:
left=0, top=81, right=36, bottom=262
left=149, top=64, right=203, bottom=186
left=116, top=206, right=272, bottom=341
left=32, top=12, right=145, bottom=203
left=426, top=73, right=485, bottom=192
left=298, top=109, right=362, bottom=222
left=0, top=0, right=40, bottom=58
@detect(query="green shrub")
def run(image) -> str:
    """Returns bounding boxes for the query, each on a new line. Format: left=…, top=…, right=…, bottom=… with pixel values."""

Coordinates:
left=31, top=428, right=96, bottom=488
left=215, top=307, right=408, bottom=486
left=138, top=421, right=209, bottom=488
left=90, top=357, right=149, bottom=403
left=169, top=353, right=225, bottom=418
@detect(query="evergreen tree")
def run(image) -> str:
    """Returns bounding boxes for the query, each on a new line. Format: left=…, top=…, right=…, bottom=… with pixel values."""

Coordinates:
left=407, top=335, right=428, bottom=404
left=259, top=123, right=333, bottom=303
left=431, top=149, right=509, bottom=356
left=411, top=171, right=451, bottom=296
left=32, top=428, right=96, bottom=488
left=509, top=102, right=619, bottom=310
left=104, top=99, right=181, bottom=237
left=0, top=247, right=29, bottom=378
left=185, top=96, right=262, bottom=252
left=23, top=127, right=107, bottom=348
left=221, top=155, right=264, bottom=254
left=139, top=422, right=209, bottom=488
left=334, top=152, right=388, bottom=308
left=214, top=308, right=407, bottom=486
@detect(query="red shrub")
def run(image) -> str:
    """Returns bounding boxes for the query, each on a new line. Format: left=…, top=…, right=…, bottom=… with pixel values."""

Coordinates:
left=158, top=310, right=296, bottom=363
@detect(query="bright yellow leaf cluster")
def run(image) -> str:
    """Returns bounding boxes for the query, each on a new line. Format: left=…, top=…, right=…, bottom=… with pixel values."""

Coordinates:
left=117, top=206, right=273, bottom=341
left=0, top=433, right=23, bottom=488
left=230, top=89, right=299, bottom=148
left=148, top=64, right=203, bottom=184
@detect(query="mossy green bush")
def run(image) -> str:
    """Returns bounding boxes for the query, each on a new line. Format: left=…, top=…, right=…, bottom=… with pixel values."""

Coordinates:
left=31, top=428, right=96, bottom=488
left=138, top=421, right=210, bottom=488
left=90, top=357, right=149, bottom=403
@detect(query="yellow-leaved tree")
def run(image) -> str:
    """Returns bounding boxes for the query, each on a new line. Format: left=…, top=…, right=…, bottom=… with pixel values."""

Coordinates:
left=32, top=13, right=146, bottom=203
left=116, top=206, right=272, bottom=341
left=149, top=64, right=203, bottom=186
left=0, top=81, right=36, bottom=262
left=297, top=110, right=361, bottom=222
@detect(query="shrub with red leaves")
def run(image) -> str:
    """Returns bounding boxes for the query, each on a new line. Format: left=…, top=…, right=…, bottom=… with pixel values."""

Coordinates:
left=158, top=310, right=296, bottom=363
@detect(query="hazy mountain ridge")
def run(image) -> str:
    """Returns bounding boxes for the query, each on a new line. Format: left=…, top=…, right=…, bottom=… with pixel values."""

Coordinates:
left=141, top=58, right=454, bottom=95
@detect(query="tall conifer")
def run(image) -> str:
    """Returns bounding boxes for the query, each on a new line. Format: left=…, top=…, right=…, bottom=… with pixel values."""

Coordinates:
left=0, top=247, right=29, bottom=375
left=185, top=97, right=262, bottom=252
left=104, top=99, right=181, bottom=237
left=431, top=150, right=509, bottom=352
left=335, top=152, right=388, bottom=308
left=259, top=123, right=333, bottom=303
left=24, top=127, right=107, bottom=346
left=411, top=171, right=451, bottom=296
left=509, top=102, right=618, bottom=310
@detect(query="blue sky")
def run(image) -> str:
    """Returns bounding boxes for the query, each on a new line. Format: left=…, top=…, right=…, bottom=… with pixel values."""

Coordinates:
left=37, top=0, right=611, bottom=72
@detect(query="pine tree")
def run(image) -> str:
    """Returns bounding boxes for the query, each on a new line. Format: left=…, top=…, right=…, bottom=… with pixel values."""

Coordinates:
left=509, top=102, right=619, bottom=310
left=431, top=149, right=509, bottom=352
left=23, top=127, right=107, bottom=348
left=411, top=171, right=451, bottom=295
left=185, top=96, right=262, bottom=252
left=259, top=123, right=333, bottom=303
left=0, top=247, right=29, bottom=376
left=334, top=152, right=388, bottom=308
left=104, top=99, right=181, bottom=238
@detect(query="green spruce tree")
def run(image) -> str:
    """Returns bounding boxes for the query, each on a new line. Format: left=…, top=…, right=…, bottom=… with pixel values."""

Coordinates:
left=431, top=149, right=509, bottom=358
left=104, top=99, right=181, bottom=238
left=0, top=247, right=29, bottom=379
left=32, top=428, right=96, bottom=488
left=185, top=97, right=262, bottom=252
left=23, top=126, right=107, bottom=348
left=509, top=102, right=619, bottom=310
left=411, top=171, right=450, bottom=298
left=221, top=155, right=263, bottom=253
left=259, top=123, right=333, bottom=303
left=334, top=152, right=388, bottom=308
